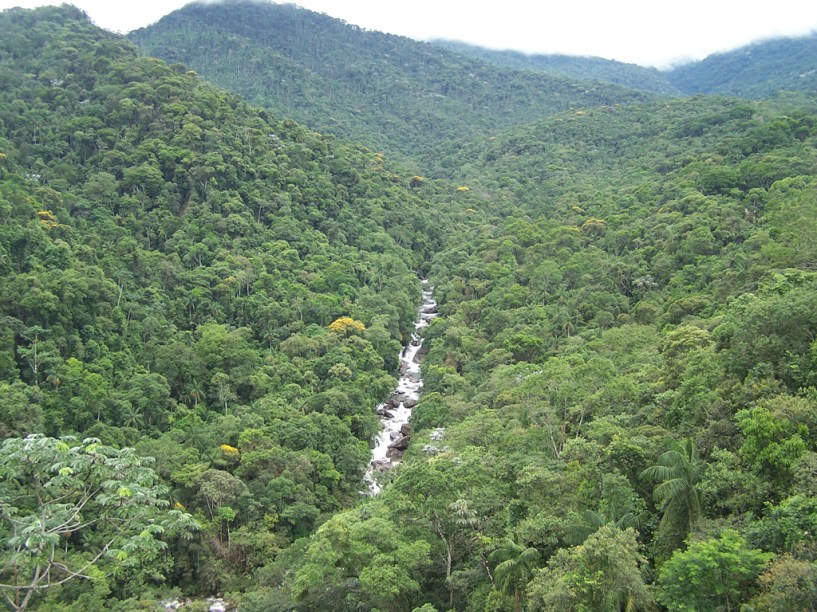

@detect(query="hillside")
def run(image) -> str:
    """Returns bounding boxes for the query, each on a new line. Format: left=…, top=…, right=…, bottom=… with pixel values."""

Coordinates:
left=258, top=95, right=817, bottom=612
left=128, top=1, right=652, bottom=167
left=666, top=32, right=817, bottom=97
left=432, top=39, right=680, bottom=95
left=0, top=5, right=457, bottom=607
left=3, top=4, right=817, bottom=612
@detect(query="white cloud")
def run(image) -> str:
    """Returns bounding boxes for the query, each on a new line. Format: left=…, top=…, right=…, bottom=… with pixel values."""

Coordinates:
left=1, top=0, right=816, bottom=67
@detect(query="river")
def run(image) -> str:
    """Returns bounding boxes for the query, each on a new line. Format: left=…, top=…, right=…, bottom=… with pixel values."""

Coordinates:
left=364, top=280, right=437, bottom=494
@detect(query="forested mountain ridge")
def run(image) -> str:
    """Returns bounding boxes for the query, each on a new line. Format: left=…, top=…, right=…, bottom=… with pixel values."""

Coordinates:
left=431, top=39, right=681, bottom=95
left=665, top=32, right=817, bottom=97
left=433, top=34, right=817, bottom=101
left=264, top=93, right=817, bottom=611
left=3, top=2, right=817, bottom=611
left=127, top=1, right=653, bottom=167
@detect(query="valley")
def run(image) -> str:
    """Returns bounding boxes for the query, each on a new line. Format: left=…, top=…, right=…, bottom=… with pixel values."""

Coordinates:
left=1, top=3, right=817, bottom=611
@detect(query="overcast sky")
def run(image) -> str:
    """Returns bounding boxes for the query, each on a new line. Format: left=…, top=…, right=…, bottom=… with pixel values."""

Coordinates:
left=2, top=0, right=817, bottom=68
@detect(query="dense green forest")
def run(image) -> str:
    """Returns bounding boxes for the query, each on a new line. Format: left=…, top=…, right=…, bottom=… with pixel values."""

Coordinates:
left=3, top=3, right=817, bottom=611
left=430, top=40, right=679, bottom=96
left=435, top=34, right=817, bottom=101
left=666, top=33, right=817, bottom=97
left=127, top=1, right=652, bottom=167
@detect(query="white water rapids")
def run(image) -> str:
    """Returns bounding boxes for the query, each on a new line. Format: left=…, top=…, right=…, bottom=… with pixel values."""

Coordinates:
left=364, top=280, right=437, bottom=494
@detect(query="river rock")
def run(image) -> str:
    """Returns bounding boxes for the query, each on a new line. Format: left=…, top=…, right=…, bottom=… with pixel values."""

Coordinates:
left=389, top=435, right=410, bottom=451
left=376, top=407, right=394, bottom=418
left=403, top=398, right=418, bottom=409
left=390, top=392, right=411, bottom=406
left=400, top=423, right=412, bottom=436
left=413, top=346, right=428, bottom=363
left=386, top=448, right=403, bottom=460
left=371, top=459, right=391, bottom=472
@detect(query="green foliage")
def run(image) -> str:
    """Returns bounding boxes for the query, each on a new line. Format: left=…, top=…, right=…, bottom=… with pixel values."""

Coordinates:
left=747, top=554, right=817, bottom=611
left=290, top=508, right=432, bottom=611
left=4, top=3, right=817, bottom=610
left=666, top=33, right=817, bottom=98
left=433, top=39, right=679, bottom=95
left=528, top=526, right=654, bottom=611
left=0, top=434, right=198, bottom=611
left=641, top=438, right=706, bottom=541
left=489, top=534, right=541, bottom=611
left=657, top=530, right=772, bottom=611
left=0, top=4, right=450, bottom=600
left=128, top=1, right=651, bottom=167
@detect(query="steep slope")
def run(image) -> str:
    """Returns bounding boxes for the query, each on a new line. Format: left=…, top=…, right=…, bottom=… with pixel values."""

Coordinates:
left=0, top=5, right=457, bottom=605
left=432, top=39, right=680, bottom=95
left=666, top=32, right=817, bottom=97
left=128, top=0, right=653, bottom=167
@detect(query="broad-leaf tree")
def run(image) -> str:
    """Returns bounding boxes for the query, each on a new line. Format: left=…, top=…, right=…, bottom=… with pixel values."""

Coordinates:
left=0, top=435, right=198, bottom=611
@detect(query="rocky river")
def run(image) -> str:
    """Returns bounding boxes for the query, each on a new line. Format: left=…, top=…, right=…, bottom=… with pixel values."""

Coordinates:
left=364, top=280, right=437, bottom=494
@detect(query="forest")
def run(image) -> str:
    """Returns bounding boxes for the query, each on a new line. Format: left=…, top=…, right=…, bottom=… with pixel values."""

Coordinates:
left=2, top=2, right=817, bottom=611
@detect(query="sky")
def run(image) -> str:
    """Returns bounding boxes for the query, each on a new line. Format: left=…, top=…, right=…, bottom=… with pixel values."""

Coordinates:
left=2, top=0, right=817, bottom=68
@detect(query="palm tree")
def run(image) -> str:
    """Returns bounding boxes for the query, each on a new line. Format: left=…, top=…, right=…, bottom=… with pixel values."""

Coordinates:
left=565, top=507, right=640, bottom=546
left=641, top=438, right=706, bottom=537
left=122, top=403, right=144, bottom=430
left=489, top=534, right=541, bottom=612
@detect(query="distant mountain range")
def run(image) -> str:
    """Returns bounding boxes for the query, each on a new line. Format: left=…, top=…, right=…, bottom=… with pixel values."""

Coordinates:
left=128, top=1, right=652, bottom=166
left=433, top=34, right=817, bottom=99
left=664, top=33, right=817, bottom=97
left=129, top=2, right=817, bottom=166
left=430, top=39, right=680, bottom=95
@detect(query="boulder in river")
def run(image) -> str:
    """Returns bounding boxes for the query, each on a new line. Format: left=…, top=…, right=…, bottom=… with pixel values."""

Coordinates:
left=386, top=448, right=404, bottom=461
left=413, top=346, right=429, bottom=363
left=400, top=423, right=413, bottom=436
left=389, top=435, right=411, bottom=451
left=403, top=398, right=418, bottom=409
left=371, top=459, right=391, bottom=472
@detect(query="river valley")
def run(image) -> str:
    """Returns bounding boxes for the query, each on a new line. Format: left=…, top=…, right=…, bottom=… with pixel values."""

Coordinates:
left=365, top=280, right=437, bottom=494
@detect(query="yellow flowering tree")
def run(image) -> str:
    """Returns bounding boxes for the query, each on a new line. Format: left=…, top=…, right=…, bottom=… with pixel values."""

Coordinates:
left=329, top=316, right=366, bottom=335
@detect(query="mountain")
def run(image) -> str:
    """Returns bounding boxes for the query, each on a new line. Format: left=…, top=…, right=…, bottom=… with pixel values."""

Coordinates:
left=432, top=39, right=680, bottom=95
left=666, top=32, right=817, bottom=97
left=434, top=34, right=817, bottom=101
left=259, top=91, right=817, bottom=610
left=4, top=3, right=817, bottom=611
left=128, top=1, right=653, bottom=167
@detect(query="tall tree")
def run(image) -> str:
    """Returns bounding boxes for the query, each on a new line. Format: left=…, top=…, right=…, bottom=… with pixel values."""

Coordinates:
left=489, top=534, right=541, bottom=612
left=641, top=438, right=706, bottom=546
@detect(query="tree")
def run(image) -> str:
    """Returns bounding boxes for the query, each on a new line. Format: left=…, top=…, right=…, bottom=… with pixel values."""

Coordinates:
left=565, top=508, right=640, bottom=546
left=292, top=508, right=431, bottom=611
left=328, top=316, right=366, bottom=335
left=489, top=534, right=541, bottom=612
left=658, top=530, right=771, bottom=611
left=748, top=554, right=817, bottom=611
left=0, top=435, right=198, bottom=611
left=641, top=438, right=706, bottom=547
left=528, top=525, right=654, bottom=612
